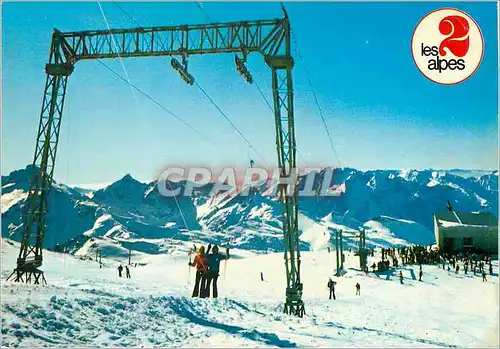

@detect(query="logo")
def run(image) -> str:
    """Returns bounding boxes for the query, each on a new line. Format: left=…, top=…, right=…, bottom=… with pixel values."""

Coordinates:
left=411, top=8, right=484, bottom=85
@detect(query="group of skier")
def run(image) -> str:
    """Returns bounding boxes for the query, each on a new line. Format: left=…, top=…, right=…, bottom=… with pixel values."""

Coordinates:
left=117, top=264, right=131, bottom=278
left=371, top=245, right=494, bottom=284
left=444, top=253, right=492, bottom=282
left=189, top=243, right=229, bottom=298
left=113, top=240, right=493, bottom=302
left=327, top=278, right=361, bottom=299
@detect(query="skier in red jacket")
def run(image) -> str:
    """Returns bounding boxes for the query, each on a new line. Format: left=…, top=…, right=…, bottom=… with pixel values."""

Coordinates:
left=189, top=245, right=208, bottom=298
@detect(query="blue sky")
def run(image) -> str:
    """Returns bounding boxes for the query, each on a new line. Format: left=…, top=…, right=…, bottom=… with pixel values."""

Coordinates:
left=2, top=1, right=498, bottom=184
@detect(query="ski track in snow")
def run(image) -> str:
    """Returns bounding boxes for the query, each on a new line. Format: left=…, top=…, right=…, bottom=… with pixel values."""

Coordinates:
left=2, top=238, right=499, bottom=347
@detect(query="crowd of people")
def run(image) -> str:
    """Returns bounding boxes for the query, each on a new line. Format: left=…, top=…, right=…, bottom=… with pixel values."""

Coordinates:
left=369, top=244, right=495, bottom=283
left=441, top=251, right=493, bottom=282
left=327, top=244, right=495, bottom=300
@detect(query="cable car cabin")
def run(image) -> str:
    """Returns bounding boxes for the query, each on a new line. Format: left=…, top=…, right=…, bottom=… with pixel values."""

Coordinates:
left=434, top=211, right=498, bottom=255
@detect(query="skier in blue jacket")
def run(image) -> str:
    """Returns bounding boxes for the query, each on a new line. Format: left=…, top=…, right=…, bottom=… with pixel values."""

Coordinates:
left=203, top=245, right=229, bottom=298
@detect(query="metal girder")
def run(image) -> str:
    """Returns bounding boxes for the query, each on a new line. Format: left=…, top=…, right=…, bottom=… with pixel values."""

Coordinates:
left=334, top=230, right=344, bottom=276
left=58, top=19, right=287, bottom=62
left=358, top=228, right=368, bottom=271
left=9, top=12, right=305, bottom=318
left=267, top=16, right=304, bottom=317
left=7, top=30, right=69, bottom=284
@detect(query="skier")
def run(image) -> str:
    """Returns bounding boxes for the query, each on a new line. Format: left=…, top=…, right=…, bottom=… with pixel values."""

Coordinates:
left=418, top=269, right=423, bottom=282
left=399, top=271, right=404, bottom=284
left=189, top=245, right=208, bottom=298
left=464, top=261, right=468, bottom=274
left=489, top=263, right=493, bottom=276
left=455, top=265, right=459, bottom=274
left=355, top=282, right=360, bottom=296
left=327, top=278, right=336, bottom=300
left=204, top=245, right=230, bottom=298
left=482, top=270, right=487, bottom=282
left=117, top=264, right=123, bottom=278
left=125, top=265, right=131, bottom=279
left=371, top=262, right=376, bottom=273
left=260, top=272, right=264, bottom=281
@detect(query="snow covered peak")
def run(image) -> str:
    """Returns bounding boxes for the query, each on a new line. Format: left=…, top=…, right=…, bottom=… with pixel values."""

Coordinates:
left=1, top=165, right=40, bottom=193
left=398, top=169, right=417, bottom=181
left=114, top=173, right=143, bottom=187
left=93, top=173, right=147, bottom=201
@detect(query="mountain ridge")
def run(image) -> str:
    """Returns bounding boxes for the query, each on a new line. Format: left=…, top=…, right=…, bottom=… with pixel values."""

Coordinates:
left=2, top=165, right=497, bottom=257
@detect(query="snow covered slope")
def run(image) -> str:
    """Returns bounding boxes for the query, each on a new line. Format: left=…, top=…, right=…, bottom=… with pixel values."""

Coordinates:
left=363, top=216, right=435, bottom=247
left=197, top=192, right=298, bottom=251
left=1, top=238, right=498, bottom=347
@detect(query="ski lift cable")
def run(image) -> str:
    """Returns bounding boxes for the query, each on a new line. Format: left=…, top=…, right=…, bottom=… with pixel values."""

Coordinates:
left=98, top=1, right=155, bottom=156
left=194, top=80, right=267, bottom=163
left=97, top=1, right=142, bottom=111
left=111, top=1, right=212, bottom=144
left=194, top=2, right=299, bottom=166
left=98, top=2, right=194, bottom=236
left=105, top=3, right=213, bottom=244
left=167, top=182, right=193, bottom=236
left=95, top=60, right=215, bottom=146
left=196, top=2, right=310, bottom=167
left=108, top=3, right=261, bottom=242
left=99, top=62, right=195, bottom=237
left=198, top=0, right=257, bottom=237
left=113, top=1, right=144, bottom=27
left=65, top=98, right=71, bottom=186
left=290, top=28, right=342, bottom=168
left=91, top=68, right=192, bottom=241
left=190, top=5, right=266, bottom=161
left=114, top=1, right=269, bottom=164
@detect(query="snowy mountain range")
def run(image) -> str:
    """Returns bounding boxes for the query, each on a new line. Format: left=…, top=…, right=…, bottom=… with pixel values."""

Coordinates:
left=1, top=165, right=498, bottom=258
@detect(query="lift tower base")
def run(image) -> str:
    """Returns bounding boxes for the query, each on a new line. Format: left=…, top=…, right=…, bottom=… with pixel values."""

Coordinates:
left=284, top=287, right=305, bottom=317
left=7, top=259, right=47, bottom=285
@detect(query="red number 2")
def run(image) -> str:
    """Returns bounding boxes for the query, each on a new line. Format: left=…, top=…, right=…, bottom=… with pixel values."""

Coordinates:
left=439, top=15, right=470, bottom=57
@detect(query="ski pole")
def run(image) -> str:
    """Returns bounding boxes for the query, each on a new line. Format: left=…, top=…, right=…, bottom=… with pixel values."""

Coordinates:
left=187, top=246, right=194, bottom=290
left=222, top=237, right=233, bottom=283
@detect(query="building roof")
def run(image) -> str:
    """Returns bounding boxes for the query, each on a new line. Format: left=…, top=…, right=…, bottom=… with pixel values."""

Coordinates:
left=435, top=211, right=498, bottom=228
